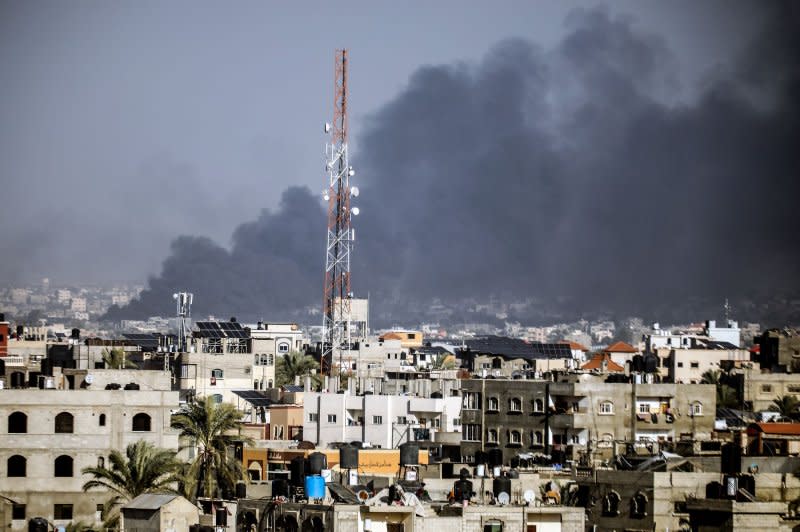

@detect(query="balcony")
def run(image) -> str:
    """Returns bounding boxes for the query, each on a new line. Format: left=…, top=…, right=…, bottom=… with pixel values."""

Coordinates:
left=550, top=412, right=589, bottom=429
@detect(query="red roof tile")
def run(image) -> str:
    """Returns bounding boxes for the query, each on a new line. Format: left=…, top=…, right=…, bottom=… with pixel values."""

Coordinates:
left=559, top=340, right=589, bottom=351
left=749, top=422, right=800, bottom=436
left=581, top=353, right=624, bottom=372
left=603, top=341, right=638, bottom=353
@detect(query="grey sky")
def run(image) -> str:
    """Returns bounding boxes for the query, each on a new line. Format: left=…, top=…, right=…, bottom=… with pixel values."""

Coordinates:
left=0, top=1, right=768, bottom=284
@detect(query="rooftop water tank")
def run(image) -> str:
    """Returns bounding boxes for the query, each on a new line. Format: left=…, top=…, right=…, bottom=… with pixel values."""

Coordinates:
left=340, top=444, right=359, bottom=470
left=308, top=452, right=327, bottom=475
left=493, top=474, right=511, bottom=497
left=399, top=442, right=419, bottom=466
left=305, top=475, right=326, bottom=499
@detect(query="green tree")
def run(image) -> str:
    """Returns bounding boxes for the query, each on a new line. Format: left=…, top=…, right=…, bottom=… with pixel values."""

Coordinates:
left=102, top=347, right=138, bottom=369
left=770, top=395, right=800, bottom=420
left=81, top=440, right=180, bottom=529
left=700, top=369, right=722, bottom=386
left=431, top=352, right=456, bottom=370
left=701, top=369, right=740, bottom=409
left=170, top=396, right=252, bottom=500
left=276, top=351, right=319, bottom=387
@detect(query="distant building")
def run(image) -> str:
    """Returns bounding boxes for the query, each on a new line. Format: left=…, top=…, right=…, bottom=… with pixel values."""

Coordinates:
left=755, top=328, right=800, bottom=373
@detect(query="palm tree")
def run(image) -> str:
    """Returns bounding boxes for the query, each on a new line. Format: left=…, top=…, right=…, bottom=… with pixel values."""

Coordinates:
left=276, top=350, right=319, bottom=387
left=770, top=395, right=800, bottom=420
left=82, top=440, right=180, bottom=529
left=431, top=353, right=456, bottom=370
left=700, top=369, right=722, bottom=386
left=102, top=347, right=137, bottom=369
left=170, top=396, right=252, bottom=500
left=701, top=369, right=740, bottom=408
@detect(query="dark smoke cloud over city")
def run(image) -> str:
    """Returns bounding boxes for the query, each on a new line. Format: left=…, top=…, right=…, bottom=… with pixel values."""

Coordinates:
left=106, top=4, right=799, bottom=324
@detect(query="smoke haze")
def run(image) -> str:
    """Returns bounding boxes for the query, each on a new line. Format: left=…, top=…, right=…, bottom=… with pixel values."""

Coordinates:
left=103, top=4, right=799, bottom=323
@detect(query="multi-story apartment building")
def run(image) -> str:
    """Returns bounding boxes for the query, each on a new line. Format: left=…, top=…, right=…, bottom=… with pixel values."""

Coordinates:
left=303, top=389, right=462, bottom=449
left=0, top=369, right=179, bottom=530
left=458, top=336, right=578, bottom=377
left=459, top=376, right=716, bottom=465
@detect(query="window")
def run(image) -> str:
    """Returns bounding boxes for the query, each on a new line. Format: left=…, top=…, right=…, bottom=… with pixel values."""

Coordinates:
left=462, top=392, right=481, bottom=410
left=211, top=368, right=224, bottom=379
left=55, top=412, right=74, bottom=433
left=509, top=430, right=521, bottom=445
left=533, top=398, right=544, bottom=412
left=462, top=424, right=481, bottom=441
left=603, top=491, right=621, bottom=517
left=7, top=455, right=26, bottom=477
left=453, top=418, right=461, bottom=426
left=630, top=491, right=648, bottom=518
left=483, top=520, right=504, bottom=532
left=407, top=333, right=415, bottom=340
left=599, top=401, right=614, bottom=415
left=211, top=394, right=223, bottom=404
left=677, top=362, right=683, bottom=368
left=255, top=354, right=273, bottom=366
left=533, top=431, right=544, bottom=445
left=761, top=384, right=773, bottom=393
left=97, top=456, right=105, bottom=468
left=308, top=413, right=319, bottom=422
left=639, top=404, right=650, bottom=414
left=278, top=343, right=290, bottom=353
left=487, top=397, right=499, bottom=411
left=788, top=385, right=800, bottom=393
left=372, top=416, right=383, bottom=425
left=487, top=428, right=499, bottom=443
left=327, top=414, right=337, bottom=423
left=54, top=455, right=74, bottom=477
left=8, top=411, right=27, bottom=433
left=99, top=413, right=106, bottom=426
left=12, top=504, right=25, bottom=520
left=690, top=362, right=699, bottom=369
left=509, top=398, right=522, bottom=413
left=132, top=413, right=151, bottom=432
left=691, top=402, right=703, bottom=416
left=53, top=504, right=73, bottom=520
left=396, top=416, right=407, bottom=425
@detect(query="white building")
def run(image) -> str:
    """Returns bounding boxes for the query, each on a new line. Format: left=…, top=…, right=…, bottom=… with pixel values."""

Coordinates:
left=303, top=390, right=462, bottom=449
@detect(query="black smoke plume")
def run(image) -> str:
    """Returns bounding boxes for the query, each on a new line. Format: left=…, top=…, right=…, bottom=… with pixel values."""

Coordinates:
left=108, top=5, right=800, bottom=325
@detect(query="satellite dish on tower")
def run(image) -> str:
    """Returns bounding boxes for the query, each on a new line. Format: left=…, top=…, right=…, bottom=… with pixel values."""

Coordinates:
left=497, top=492, right=510, bottom=505
left=352, top=207, right=360, bottom=216
left=350, top=186, right=359, bottom=197
left=523, top=490, right=535, bottom=504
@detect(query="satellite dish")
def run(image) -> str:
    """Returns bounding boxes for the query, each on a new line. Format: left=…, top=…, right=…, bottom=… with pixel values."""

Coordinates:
left=523, top=490, right=535, bottom=503
left=352, top=207, right=360, bottom=216
left=323, top=193, right=330, bottom=201
left=348, top=167, right=355, bottom=177
left=357, top=490, right=370, bottom=502
left=350, top=186, right=359, bottom=197
left=497, top=492, right=510, bottom=505
left=85, top=374, right=94, bottom=384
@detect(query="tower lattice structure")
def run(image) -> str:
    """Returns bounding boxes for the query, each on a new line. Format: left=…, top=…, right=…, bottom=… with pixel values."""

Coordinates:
left=322, top=49, right=356, bottom=376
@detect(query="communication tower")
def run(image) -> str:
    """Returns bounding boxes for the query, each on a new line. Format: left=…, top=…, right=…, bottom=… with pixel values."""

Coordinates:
left=322, top=49, right=359, bottom=375
left=173, top=292, right=193, bottom=353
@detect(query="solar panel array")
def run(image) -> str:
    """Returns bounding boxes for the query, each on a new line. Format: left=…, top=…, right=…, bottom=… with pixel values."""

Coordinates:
left=232, top=389, right=274, bottom=407
left=122, top=333, right=160, bottom=350
left=194, top=321, right=249, bottom=339
left=465, top=336, right=573, bottom=359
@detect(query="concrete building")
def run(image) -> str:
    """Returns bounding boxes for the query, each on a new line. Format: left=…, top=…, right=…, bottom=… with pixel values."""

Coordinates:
left=755, top=328, right=800, bottom=373
left=459, top=377, right=716, bottom=466
left=654, top=341, right=750, bottom=383
left=120, top=493, right=199, bottom=532
left=744, top=370, right=800, bottom=412
left=458, top=337, right=577, bottom=378
left=303, top=390, right=462, bottom=449
left=0, top=369, right=179, bottom=530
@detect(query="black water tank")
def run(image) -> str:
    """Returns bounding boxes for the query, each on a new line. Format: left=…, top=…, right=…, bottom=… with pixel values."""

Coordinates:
left=28, top=518, right=48, bottom=532
left=454, top=479, right=473, bottom=501
left=272, top=478, right=290, bottom=498
left=632, top=354, right=644, bottom=372
left=308, top=452, right=328, bottom=474
left=474, top=450, right=487, bottom=464
left=340, top=445, right=359, bottom=469
left=459, top=467, right=471, bottom=479
left=71, top=328, right=80, bottom=339
left=706, top=481, right=724, bottom=499
left=399, top=443, right=419, bottom=466
left=16, top=325, right=24, bottom=338
left=0, top=359, right=5, bottom=377
left=290, top=456, right=308, bottom=486
left=40, top=358, right=52, bottom=377
left=235, top=481, right=246, bottom=499
left=105, top=383, right=121, bottom=390
left=123, top=382, right=141, bottom=390
left=488, top=448, right=503, bottom=467
left=0, top=312, right=4, bottom=322
left=493, top=475, right=511, bottom=497
left=739, top=474, right=755, bottom=498
left=644, top=354, right=658, bottom=373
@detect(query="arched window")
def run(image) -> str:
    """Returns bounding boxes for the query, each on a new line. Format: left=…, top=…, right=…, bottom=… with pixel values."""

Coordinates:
left=267, top=379, right=273, bottom=388
left=55, top=412, right=74, bottom=433
left=54, top=455, right=74, bottom=477
left=487, top=397, right=499, bottom=411
left=8, top=411, right=27, bottom=433
left=97, top=456, right=105, bottom=468
left=7, top=455, right=26, bottom=477
left=630, top=491, right=648, bottom=518
left=278, top=343, right=290, bottom=354
left=211, top=368, right=224, bottom=379
left=99, top=413, right=106, bottom=427
left=599, top=401, right=614, bottom=415
left=603, top=491, right=621, bottom=517
left=212, top=394, right=223, bottom=404
left=691, top=402, right=703, bottom=416
left=533, top=398, right=544, bottom=412
left=253, top=380, right=260, bottom=390
left=487, top=428, right=499, bottom=443
left=132, top=413, right=151, bottom=432
left=509, top=398, right=522, bottom=413
left=533, top=430, right=544, bottom=445
left=483, top=519, right=504, bottom=532
left=509, top=430, right=522, bottom=445
left=492, top=357, right=502, bottom=369
left=599, top=433, right=614, bottom=448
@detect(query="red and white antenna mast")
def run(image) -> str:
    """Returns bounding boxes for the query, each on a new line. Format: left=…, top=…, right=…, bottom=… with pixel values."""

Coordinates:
left=322, top=49, right=359, bottom=376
